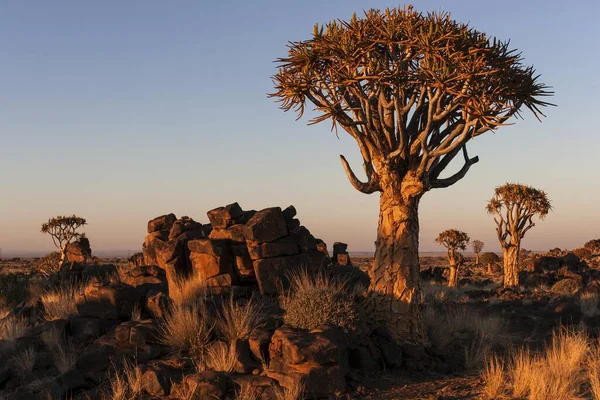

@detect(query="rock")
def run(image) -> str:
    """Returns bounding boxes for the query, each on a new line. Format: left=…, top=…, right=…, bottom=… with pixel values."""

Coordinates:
left=66, top=236, right=93, bottom=263
left=75, top=282, right=139, bottom=320
left=114, top=320, right=159, bottom=347
left=231, top=244, right=254, bottom=280
left=81, top=264, right=117, bottom=282
left=188, top=238, right=229, bottom=256
left=209, top=224, right=246, bottom=243
left=349, top=339, right=380, bottom=372
left=169, top=216, right=204, bottom=240
left=374, top=331, right=402, bottom=368
left=139, top=357, right=191, bottom=396
left=231, top=375, right=278, bottom=398
left=148, top=214, right=177, bottom=233
left=189, top=252, right=234, bottom=283
left=332, top=242, right=351, bottom=266
left=267, top=362, right=346, bottom=398
left=206, top=273, right=235, bottom=287
left=120, top=265, right=168, bottom=296
left=550, top=278, right=582, bottom=295
left=68, top=316, right=120, bottom=344
left=292, top=226, right=318, bottom=253
left=207, top=203, right=244, bottom=229
left=269, top=326, right=343, bottom=366
left=531, top=256, right=561, bottom=273
left=145, top=290, right=171, bottom=319
left=315, top=239, right=330, bottom=257
left=128, top=252, right=145, bottom=268
left=173, top=371, right=231, bottom=400
left=253, top=252, right=328, bottom=295
left=247, top=236, right=300, bottom=260
left=244, top=207, right=288, bottom=243
left=282, top=205, right=297, bottom=221
left=562, top=253, right=580, bottom=269
left=249, top=328, right=274, bottom=363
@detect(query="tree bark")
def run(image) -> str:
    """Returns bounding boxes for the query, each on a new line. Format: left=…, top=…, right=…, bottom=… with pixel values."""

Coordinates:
left=475, top=252, right=480, bottom=265
left=503, top=245, right=520, bottom=287
left=487, top=263, right=493, bottom=274
left=447, top=249, right=459, bottom=287
left=367, top=187, right=427, bottom=345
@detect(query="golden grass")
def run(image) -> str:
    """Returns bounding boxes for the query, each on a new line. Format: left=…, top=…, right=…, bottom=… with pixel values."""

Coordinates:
left=204, top=342, right=237, bottom=373
left=578, top=291, right=600, bottom=317
left=216, top=294, right=265, bottom=342
left=53, top=341, right=77, bottom=374
left=483, top=328, right=594, bottom=400
left=41, top=280, right=83, bottom=320
left=482, top=355, right=506, bottom=399
left=169, top=274, right=209, bottom=307
left=235, top=382, right=262, bottom=400
left=159, top=300, right=213, bottom=358
left=0, top=316, right=28, bottom=342
left=12, top=347, right=37, bottom=378
left=130, top=303, right=142, bottom=322
left=271, top=379, right=304, bottom=400
left=106, top=360, right=143, bottom=400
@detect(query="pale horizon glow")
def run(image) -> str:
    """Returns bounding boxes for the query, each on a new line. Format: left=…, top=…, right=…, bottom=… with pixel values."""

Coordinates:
left=0, top=1, right=598, bottom=257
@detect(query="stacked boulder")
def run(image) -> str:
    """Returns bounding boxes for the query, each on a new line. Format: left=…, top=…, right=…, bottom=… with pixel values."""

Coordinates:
left=332, top=242, right=352, bottom=266
left=187, top=204, right=329, bottom=295
left=142, top=214, right=205, bottom=283
left=66, top=236, right=93, bottom=263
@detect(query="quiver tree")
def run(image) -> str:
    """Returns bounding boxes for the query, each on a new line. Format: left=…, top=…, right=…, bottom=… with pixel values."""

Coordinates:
left=584, top=239, right=600, bottom=255
left=41, top=215, right=87, bottom=271
left=435, top=229, right=469, bottom=287
left=480, top=252, right=501, bottom=274
left=271, top=6, right=551, bottom=343
left=487, top=184, right=551, bottom=287
left=472, top=240, right=484, bottom=264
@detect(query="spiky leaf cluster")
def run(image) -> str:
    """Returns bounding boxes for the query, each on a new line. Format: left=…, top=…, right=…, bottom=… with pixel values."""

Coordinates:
left=435, top=229, right=470, bottom=251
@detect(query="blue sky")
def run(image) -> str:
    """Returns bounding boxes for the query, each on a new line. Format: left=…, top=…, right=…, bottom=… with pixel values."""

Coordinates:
left=0, top=0, right=598, bottom=255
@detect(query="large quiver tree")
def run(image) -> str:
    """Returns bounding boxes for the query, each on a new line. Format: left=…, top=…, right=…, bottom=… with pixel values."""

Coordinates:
left=271, top=6, right=551, bottom=343
left=435, top=229, right=470, bottom=287
left=487, top=183, right=551, bottom=287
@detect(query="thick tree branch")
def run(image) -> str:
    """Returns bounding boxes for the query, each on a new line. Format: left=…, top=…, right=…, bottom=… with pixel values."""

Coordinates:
left=339, top=155, right=380, bottom=194
left=430, top=146, right=479, bottom=189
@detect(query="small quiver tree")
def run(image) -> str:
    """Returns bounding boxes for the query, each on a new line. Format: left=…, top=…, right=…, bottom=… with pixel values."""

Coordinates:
left=487, top=184, right=551, bottom=287
left=271, top=6, right=551, bottom=343
left=435, top=229, right=469, bottom=287
left=480, top=252, right=501, bottom=275
left=472, top=240, right=484, bottom=264
left=584, top=239, right=600, bottom=256
left=41, top=215, right=87, bottom=272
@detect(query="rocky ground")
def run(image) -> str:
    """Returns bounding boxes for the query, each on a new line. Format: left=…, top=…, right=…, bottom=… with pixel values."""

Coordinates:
left=0, top=204, right=599, bottom=399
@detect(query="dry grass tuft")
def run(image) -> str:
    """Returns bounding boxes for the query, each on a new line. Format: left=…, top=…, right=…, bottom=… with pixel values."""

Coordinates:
left=107, top=359, right=143, bottom=400
left=159, top=300, right=213, bottom=358
left=203, top=342, right=237, bottom=373
left=578, top=291, right=600, bottom=317
left=41, top=280, right=83, bottom=320
left=0, top=316, right=28, bottom=343
left=53, top=340, right=78, bottom=374
left=271, top=380, right=305, bottom=400
left=235, top=382, right=262, bottom=400
left=130, top=303, right=142, bottom=322
left=169, top=274, right=209, bottom=307
left=423, top=283, right=469, bottom=304
left=483, top=328, right=594, bottom=400
left=217, top=294, right=265, bottom=342
left=482, top=355, right=506, bottom=399
left=12, top=347, right=37, bottom=378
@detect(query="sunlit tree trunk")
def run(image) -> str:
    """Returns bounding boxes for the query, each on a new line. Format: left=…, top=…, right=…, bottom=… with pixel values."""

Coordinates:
left=487, top=263, right=493, bottom=274
left=475, top=252, right=480, bottom=265
left=502, top=244, right=520, bottom=287
left=367, top=175, right=427, bottom=345
left=447, top=249, right=459, bottom=287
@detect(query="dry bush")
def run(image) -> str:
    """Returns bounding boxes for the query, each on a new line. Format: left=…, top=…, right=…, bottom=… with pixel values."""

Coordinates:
left=271, top=380, right=304, bottom=400
left=159, top=300, right=213, bottom=357
left=578, top=291, right=600, bottom=317
left=204, top=342, right=237, bottom=373
left=423, top=283, right=468, bottom=304
left=169, top=274, right=209, bottom=307
left=106, top=360, right=143, bottom=400
left=216, top=294, right=265, bottom=342
left=12, top=347, right=37, bottom=378
left=130, top=303, right=142, bottom=322
left=424, top=307, right=507, bottom=370
left=41, top=280, right=83, bottom=320
left=588, top=346, right=600, bottom=400
left=235, top=382, right=264, bottom=400
left=483, top=328, right=593, bottom=400
left=281, top=269, right=366, bottom=341
left=482, top=355, right=507, bottom=399
left=41, top=326, right=62, bottom=350
left=0, top=316, right=28, bottom=343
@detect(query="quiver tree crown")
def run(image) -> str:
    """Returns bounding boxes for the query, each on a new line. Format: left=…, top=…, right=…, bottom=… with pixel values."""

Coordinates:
left=271, top=6, right=552, bottom=195
left=435, top=229, right=470, bottom=251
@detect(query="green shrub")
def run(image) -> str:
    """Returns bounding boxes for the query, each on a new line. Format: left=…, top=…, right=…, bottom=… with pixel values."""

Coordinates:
left=281, top=270, right=366, bottom=341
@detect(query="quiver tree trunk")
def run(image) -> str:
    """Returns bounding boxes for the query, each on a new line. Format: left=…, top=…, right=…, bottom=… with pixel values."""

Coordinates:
left=503, top=245, right=520, bottom=287
left=447, top=250, right=459, bottom=287
left=475, top=252, right=480, bottom=265
left=367, top=185, right=427, bottom=345
left=487, top=263, right=493, bottom=274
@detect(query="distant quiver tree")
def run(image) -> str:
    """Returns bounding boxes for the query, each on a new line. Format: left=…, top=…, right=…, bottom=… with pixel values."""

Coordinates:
left=472, top=240, right=484, bottom=264
left=41, top=215, right=87, bottom=270
left=435, top=229, right=470, bottom=287
left=271, top=6, right=552, bottom=343
left=487, top=184, right=551, bottom=287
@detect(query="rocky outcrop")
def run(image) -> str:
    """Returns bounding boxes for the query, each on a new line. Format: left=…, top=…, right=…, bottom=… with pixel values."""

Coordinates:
left=332, top=242, right=351, bottom=266
left=66, top=236, right=93, bottom=263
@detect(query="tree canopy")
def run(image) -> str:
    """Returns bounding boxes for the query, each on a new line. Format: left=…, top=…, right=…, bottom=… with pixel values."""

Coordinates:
left=435, top=229, right=470, bottom=250
left=487, top=183, right=551, bottom=246
left=271, top=6, right=552, bottom=194
left=472, top=240, right=484, bottom=253
left=41, top=215, right=87, bottom=253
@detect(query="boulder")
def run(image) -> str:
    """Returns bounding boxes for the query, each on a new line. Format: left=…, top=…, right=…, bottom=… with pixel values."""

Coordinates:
left=128, top=252, right=145, bottom=268
left=253, top=252, right=328, bottom=295
left=148, top=213, right=177, bottom=233
left=120, top=265, right=168, bottom=296
left=550, top=278, right=582, bottom=295
left=249, top=327, right=274, bottom=363
left=114, top=320, right=159, bottom=347
left=207, top=202, right=244, bottom=229
left=292, top=227, right=318, bottom=253
left=332, top=242, right=351, bottom=266
left=173, top=371, right=231, bottom=400
left=244, top=208, right=288, bottom=243
left=139, top=357, right=191, bottom=396
left=209, top=224, right=246, bottom=243
left=66, top=237, right=93, bottom=263
left=315, top=239, right=329, bottom=257
left=247, top=236, right=300, bottom=260
left=75, top=282, right=139, bottom=320
left=189, top=251, right=234, bottom=283
left=145, top=290, right=171, bottom=319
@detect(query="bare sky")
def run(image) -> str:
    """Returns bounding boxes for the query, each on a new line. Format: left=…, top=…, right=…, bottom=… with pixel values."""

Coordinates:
left=0, top=0, right=598, bottom=256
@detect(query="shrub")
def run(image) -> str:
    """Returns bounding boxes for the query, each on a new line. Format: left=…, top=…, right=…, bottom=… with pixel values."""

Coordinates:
left=41, top=280, right=82, bottom=320
left=578, top=291, right=600, bottom=317
left=34, top=252, right=61, bottom=276
left=203, top=342, right=237, bottom=373
left=12, top=347, right=37, bottom=379
left=281, top=270, right=366, bottom=341
left=572, top=247, right=592, bottom=260
left=0, top=273, right=32, bottom=308
left=482, top=355, right=506, bottom=399
left=584, top=239, right=600, bottom=254
left=159, top=300, right=213, bottom=358
left=271, top=380, right=304, bottom=400
left=106, top=359, right=144, bottom=400
left=216, top=294, right=265, bottom=341
left=169, top=274, right=209, bottom=307
left=0, top=316, right=28, bottom=343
